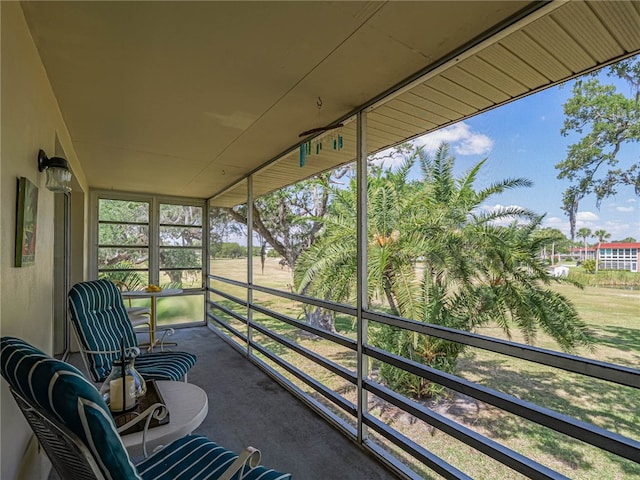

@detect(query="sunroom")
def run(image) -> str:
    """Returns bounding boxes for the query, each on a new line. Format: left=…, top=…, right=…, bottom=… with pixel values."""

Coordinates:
left=2, top=1, right=639, bottom=480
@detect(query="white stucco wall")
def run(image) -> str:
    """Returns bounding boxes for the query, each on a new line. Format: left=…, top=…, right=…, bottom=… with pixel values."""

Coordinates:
left=1, top=3, right=87, bottom=479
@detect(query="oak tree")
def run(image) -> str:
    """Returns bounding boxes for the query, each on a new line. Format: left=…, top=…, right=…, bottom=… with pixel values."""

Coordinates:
left=557, top=57, right=640, bottom=240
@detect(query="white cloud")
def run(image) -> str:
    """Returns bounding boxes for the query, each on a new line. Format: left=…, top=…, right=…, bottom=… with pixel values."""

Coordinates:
left=543, top=217, right=571, bottom=237
left=602, top=221, right=634, bottom=239
left=456, top=135, right=494, bottom=156
left=414, top=122, right=494, bottom=156
left=370, top=122, right=494, bottom=170
left=576, top=211, right=599, bottom=221
left=543, top=216, right=639, bottom=241
left=616, top=206, right=635, bottom=212
left=544, top=217, right=565, bottom=227
left=627, top=198, right=637, bottom=203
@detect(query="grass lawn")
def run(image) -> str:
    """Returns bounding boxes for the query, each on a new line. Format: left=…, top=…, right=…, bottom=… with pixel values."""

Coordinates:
left=441, top=283, right=639, bottom=479
left=210, top=258, right=640, bottom=479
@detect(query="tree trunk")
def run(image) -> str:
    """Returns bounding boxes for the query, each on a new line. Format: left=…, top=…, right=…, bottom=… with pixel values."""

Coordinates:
left=304, top=306, right=336, bottom=333
left=225, top=205, right=300, bottom=268
left=166, top=270, right=183, bottom=285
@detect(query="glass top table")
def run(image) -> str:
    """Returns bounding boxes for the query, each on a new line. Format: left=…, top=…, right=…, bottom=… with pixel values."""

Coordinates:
left=121, top=288, right=183, bottom=351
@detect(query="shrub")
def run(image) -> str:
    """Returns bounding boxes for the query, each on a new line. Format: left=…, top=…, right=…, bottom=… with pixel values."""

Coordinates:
left=582, top=259, right=596, bottom=274
left=371, top=324, right=463, bottom=398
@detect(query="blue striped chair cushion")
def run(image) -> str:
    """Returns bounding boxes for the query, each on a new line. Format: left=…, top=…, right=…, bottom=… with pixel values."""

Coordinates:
left=68, top=279, right=140, bottom=381
left=2, top=338, right=292, bottom=480
left=68, top=279, right=196, bottom=382
left=134, top=352, right=196, bottom=381
left=137, top=435, right=292, bottom=480
left=0, top=336, right=141, bottom=480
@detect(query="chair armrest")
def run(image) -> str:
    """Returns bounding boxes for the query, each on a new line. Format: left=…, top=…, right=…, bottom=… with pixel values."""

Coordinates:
left=217, top=446, right=262, bottom=480
left=116, top=402, right=168, bottom=458
left=157, top=328, right=175, bottom=352
left=82, top=346, right=141, bottom=357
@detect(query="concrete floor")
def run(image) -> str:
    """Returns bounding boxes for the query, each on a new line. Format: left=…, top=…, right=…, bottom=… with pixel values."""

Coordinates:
left=70, top=326, right=400, bottom=479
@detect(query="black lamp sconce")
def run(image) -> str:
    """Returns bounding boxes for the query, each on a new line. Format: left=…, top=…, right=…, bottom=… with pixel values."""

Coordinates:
left=38, top=149, right=72, bottom=193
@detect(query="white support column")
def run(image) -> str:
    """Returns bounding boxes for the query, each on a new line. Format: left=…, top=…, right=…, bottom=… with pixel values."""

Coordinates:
left=149, top=197, right=160, bottom=286
left=203, top=200, right=211, bottom=324
left=356, top=110, right=369, bottom=444
left=247, top=176, right=254, bottom=357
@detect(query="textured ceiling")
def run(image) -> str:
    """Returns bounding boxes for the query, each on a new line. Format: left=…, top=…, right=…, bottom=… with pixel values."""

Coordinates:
left=19, top=1, right=640, bottom=206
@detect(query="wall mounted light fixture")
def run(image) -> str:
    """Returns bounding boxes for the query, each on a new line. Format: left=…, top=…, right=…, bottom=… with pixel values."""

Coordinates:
left=38, top=149, right=72, bottom=193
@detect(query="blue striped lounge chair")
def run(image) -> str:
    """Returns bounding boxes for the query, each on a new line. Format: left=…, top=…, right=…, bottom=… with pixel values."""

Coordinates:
left=0, top=336, right=292, bottom=480
left=68, top=279, right=196, bottom=383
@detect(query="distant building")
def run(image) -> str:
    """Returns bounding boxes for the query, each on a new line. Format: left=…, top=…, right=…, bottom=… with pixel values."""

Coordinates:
left=568, top=247, right=596, bottom=260
left=596, top=242, right=639, bottom=272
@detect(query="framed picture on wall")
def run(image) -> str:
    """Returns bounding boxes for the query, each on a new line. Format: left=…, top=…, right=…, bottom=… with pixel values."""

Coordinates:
left=15, top=176, right=38, bottom=267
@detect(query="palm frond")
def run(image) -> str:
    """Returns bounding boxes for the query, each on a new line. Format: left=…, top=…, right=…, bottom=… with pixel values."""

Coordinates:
left=476, top=177, right=533, bottom=203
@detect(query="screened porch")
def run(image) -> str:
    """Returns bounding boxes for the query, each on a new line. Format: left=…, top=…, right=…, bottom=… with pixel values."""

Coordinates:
left=3, top=1, right=640, bottom=480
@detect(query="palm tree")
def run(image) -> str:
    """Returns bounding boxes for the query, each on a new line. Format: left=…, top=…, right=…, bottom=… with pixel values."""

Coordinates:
left=577, top=227, right=592, bottom=260
left=593, top=229, right=611, bottom=243
left=294, top=143, right=593, bottom=397
left=591, top=230, right=611, bottom=273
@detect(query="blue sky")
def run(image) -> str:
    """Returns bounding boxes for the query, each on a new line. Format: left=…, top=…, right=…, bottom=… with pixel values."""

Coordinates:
left=398, top=63, right=640, bottom=242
